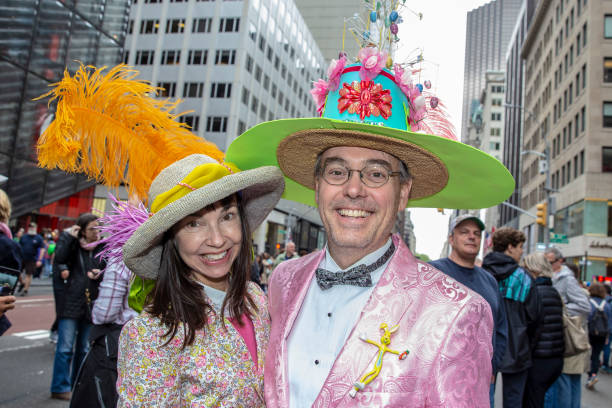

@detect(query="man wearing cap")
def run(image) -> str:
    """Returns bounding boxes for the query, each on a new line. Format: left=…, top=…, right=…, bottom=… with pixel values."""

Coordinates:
left=430, top=214, right=508, bottom=406
left=226, top=31, right=514, bottom=407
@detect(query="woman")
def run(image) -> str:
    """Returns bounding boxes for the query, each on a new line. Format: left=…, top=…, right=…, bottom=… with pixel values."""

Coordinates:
left=50, top=213, right=105, bottom=400
left=117, top=154, right=284, bottom=407
left=585, top=282, right=612, bottom=389
left=521, top=253, right=564, bottom=408
left=0, top=189, right=21, bottom=336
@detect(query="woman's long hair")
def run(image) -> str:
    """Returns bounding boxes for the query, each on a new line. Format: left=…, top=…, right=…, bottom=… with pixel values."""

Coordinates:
left=146, top=194, right=257, bottom=348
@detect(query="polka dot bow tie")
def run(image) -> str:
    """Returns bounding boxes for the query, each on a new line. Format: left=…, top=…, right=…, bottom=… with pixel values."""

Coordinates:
left=315, top=242, right=395, bottom=290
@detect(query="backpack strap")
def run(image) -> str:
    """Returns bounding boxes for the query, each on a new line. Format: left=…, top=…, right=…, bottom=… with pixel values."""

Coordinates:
left=590, top=298, right=606, bottom=311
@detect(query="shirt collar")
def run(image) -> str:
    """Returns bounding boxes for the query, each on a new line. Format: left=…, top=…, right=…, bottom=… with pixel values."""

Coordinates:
left=196, top=282, right=226, bottom=312
left=322, top=237, right=393, bottom=274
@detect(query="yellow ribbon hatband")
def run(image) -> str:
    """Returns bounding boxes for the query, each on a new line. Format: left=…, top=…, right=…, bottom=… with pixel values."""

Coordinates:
left=150, top=162, right=239, bottom=213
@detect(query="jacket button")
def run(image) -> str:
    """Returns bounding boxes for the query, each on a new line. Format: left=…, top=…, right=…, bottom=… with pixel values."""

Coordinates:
left=314, top=359, right=319, bottom=365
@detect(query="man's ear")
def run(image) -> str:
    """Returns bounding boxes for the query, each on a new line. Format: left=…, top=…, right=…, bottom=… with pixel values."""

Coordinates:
left=397, top=179, right=412, bottom=212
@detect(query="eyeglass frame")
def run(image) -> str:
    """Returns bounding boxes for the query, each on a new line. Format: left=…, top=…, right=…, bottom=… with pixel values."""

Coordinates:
left=319, top=161, right=402, bottom=188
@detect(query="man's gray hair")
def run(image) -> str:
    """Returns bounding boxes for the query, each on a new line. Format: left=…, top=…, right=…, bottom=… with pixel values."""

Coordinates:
left=313, top=153, right=412, bottom=184
left=544, top=246, right=564, bottom=261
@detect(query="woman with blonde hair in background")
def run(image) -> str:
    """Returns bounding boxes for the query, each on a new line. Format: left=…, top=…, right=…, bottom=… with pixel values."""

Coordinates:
left=521, top=252, right=564, bottom=408
left=0, top=189, right=21, bottom=335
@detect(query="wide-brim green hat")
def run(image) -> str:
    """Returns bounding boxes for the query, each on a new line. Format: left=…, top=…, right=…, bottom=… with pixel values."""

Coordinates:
left=226, top=58, right=514, bottom=209
left=225, top=118, right=514, bottom=209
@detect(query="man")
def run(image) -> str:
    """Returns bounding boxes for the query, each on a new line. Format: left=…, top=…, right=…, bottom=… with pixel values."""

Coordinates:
left=543, top=247, right=590, bottom=408
left=482, top=227, right=540, bottom=407
left=430, top=214, right=507, bottom=406
left=226, top=36, right=514, bottom=406
left=17, top=222, right=44, bottom=296
left=273, top=241, right=299, bottom=269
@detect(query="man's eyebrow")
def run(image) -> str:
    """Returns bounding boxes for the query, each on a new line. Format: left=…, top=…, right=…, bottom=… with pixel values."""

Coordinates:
left=323, top=157, right=348, bottom=166
left=323, top=157, right=393, bottom=169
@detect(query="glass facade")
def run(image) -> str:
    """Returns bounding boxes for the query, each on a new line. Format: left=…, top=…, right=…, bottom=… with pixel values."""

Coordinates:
left=0, top=0, right=130, bottom=218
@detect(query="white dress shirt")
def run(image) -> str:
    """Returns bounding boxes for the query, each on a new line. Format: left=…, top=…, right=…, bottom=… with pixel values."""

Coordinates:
left=287, top=238, right=394, bottom=408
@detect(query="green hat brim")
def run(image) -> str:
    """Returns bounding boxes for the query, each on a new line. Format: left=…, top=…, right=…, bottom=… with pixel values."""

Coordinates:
left=225, top=118, right=515, bottom=209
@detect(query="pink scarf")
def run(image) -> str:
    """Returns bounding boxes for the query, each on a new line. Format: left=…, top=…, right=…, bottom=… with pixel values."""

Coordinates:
left=0, top=222, right=12, bottom=239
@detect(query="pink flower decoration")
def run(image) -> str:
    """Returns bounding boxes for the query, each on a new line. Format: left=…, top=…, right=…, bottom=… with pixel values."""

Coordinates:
left=393, top=64, right=414, bottom=96
left=358, top=47, right=388, bottom=81
left=327, top=56, right=346, bottom=91
left=310, top=78, right=329, bottom=116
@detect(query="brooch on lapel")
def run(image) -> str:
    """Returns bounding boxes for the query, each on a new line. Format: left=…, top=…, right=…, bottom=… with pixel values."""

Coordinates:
left=349, top=323, right=409, bottom=398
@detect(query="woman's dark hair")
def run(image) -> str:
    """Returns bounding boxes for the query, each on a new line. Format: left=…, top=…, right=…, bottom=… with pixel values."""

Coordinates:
left=76, top=213, right=98, bottom=239
left=146, top=194, right=257, bottom=349
left=589, top=282, right=607, bottom=299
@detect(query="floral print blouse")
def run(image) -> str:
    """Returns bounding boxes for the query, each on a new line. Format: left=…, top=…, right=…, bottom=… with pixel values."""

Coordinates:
left=117, top=283, right=269, bottom=407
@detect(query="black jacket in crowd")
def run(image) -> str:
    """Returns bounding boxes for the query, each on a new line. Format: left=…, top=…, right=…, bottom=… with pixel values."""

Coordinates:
left=531, top=276, right=565, bottom=358
left=52, top=232, right=105, bottom=321
left=482, top=251, right=541, bottom=373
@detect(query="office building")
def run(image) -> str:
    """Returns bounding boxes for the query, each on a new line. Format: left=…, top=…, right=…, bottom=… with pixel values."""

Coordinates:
left=520, top=0, right=612, bottom=278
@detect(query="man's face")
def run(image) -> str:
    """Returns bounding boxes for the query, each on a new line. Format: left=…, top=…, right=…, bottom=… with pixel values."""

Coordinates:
left=507, top=241, right=524, bottom=263
left=315, top=146, right=411, bottom=262
left=449, top=220, right=482, bottom=262
left=286, top=242, right=296, bottom=256
left=545, top=252, right=563, bottom=272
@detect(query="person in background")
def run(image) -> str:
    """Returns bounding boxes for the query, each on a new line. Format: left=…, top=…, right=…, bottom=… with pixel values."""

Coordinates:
left=0, top=189, right=22, bottom=335
left=273, top=241, right=299, bottom=270
left=543, top=247, right=591, bottom=408
left=602, top=284, right=612, bottom=373
left=520, top=253, right=564, bottom=408
left=50, top=213, right=105, bottom=401
left=13, top=227, right=24, bottom=243
left=482, top=227, right=541, bottom=407
left=16, top=221, right=44, bottom=296
left=584, top=283, right=612, bottom=390
left=429, top=214, right=507, bottom=408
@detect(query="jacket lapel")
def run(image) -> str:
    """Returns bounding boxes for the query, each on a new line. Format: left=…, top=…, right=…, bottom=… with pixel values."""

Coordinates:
left=313, top=235, right=416, bottom=407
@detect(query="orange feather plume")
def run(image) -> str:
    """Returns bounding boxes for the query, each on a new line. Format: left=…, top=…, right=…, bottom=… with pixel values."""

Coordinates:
left=36, top=64, right=224, bottom=201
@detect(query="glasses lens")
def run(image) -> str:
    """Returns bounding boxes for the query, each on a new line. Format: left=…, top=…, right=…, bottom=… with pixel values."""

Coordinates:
left=324, top=165, right=349, bottom=185
left=362, top=165, right=389, bottom=187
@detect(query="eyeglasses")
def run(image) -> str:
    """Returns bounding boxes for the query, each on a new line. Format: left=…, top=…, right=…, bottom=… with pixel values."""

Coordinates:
left=321, top=164, right=401, bottom=188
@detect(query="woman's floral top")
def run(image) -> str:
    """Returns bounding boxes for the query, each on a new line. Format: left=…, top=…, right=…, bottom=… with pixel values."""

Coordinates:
left=117, top=282, right=269, bottom=407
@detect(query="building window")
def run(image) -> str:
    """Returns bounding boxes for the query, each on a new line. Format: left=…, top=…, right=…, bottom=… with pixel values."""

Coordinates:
left=248, top=21, right=256, bottom=41
left=210, top=82, right=232, bottom=98
left=580, top=150, right=584, bottom=174
left=183, top=82, right=204, bottom=98
left=259, top=104, right=267, bottom=120
left=581, top=106, right=586, bottom=131
left=251, top=95, right=258, bottom=113
left=266, top=46, right=273, bottom=61
left=193, top=18, right=212, bottom=33
left=278, top=91, right=284, bottom=106
left=166, top=18, right=185, bottom=33
left=215, top=49, right=236, bottom=65
left=490, top=128, right=501, bottom=136
left=245, top=54, right=253, bottom=73
left=258, top=35, right=265, bottom=51
left=241, top=87, right=249, bottom=105
left=128, top=20, right=134, bottom=34
left=135, top=50, right=155, bottom=65
left=160, top=50, right=181, bottom=65
left=219, top=17, right=240, bottom=32
left=123, top=50, right=129, bottom=64
left=281, top=64, right=287, bottom=79
left=491, top=113, right=501, bottom=121
left=140, top=19, right=159, bottom=34
left=180, top=115, right=200, bottom=132
left=604, top=58, right=612, bottom=82
left=187, top=50, right=207, bottom=65
left=254, top=65, right=262, bottom=81
left=603, top=147, right=612, bottom=172
left=605, top=15, right=612, bottom=38
left=238, top=120, right=246, bottom=136
left=263, top=74, right=270, bottom=90
left=271, top=83, right=277, bottom=98
left=582, top=64, right=586, bottom=89
left=206, top=116, right=228, bottom=132
left=604, top=102, right=612, bottom=127
left=157, top=82, right=176, bottom=98
left=274, top=56, right=280, bottom=70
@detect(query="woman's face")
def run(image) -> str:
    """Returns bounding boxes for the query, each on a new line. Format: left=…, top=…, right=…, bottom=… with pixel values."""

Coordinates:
left=174, top=198, right=242, bottom=291
left=83, top=220, right=100, bottom=243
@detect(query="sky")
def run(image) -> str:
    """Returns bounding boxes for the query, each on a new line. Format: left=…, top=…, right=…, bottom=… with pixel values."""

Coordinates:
left=394, top=0, right=493, bottom=259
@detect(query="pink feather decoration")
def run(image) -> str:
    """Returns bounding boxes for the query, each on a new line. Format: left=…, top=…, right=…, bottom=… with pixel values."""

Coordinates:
left=418, top=93, right=457, bottom=141
left=96, top=194, right=149, bottom=278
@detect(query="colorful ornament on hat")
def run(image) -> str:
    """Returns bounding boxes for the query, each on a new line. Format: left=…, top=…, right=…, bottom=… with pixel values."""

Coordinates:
left=389, top=10, right=399, bottom=22
left=358, top=47, right=388, bottom=81
left=327, top=55, right=347, bottom=91
left=338, top=80, right=392, bottom=120
left=393, top=64, right=414, bottom=96
left=310, top=78, right=329, bottom=116
left=430, top=96, right=439, bottom=109
left=390, top=22, right=398, bottom=35
left=424, top=80, right=432, bottom=89
left=416, top=83, right=423, bottom=93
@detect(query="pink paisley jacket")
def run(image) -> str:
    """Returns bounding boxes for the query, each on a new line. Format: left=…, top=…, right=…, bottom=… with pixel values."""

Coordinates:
left=117, top=282, right=268, bottom=407
left=264, top=234, right=493, bottom=407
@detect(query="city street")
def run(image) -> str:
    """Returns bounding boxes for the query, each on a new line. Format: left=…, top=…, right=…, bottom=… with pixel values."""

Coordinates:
left=0, top=278, right=610, bottom=407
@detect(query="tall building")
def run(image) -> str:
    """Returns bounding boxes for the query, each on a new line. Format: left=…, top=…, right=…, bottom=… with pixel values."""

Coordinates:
left=462, top=0, right=522, bottom=141
left=520, top=0, right=612, bottom=278
left=0, top=0, right=130, bottom=227
left=499, top=0, right=539, bottom=229
left=294, top=0, right=361, bottom=62
left=125, top=0, right=327, bottom=254
left=125, top=0, right=325, bottom=151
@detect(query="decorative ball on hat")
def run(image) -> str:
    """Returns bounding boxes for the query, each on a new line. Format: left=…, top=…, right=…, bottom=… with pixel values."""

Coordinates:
left=424, top=80, right=432, bottom=89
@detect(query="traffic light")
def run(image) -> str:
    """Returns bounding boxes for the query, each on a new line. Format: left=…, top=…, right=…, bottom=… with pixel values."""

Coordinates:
left=536, top=202, right=547, bottom=226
